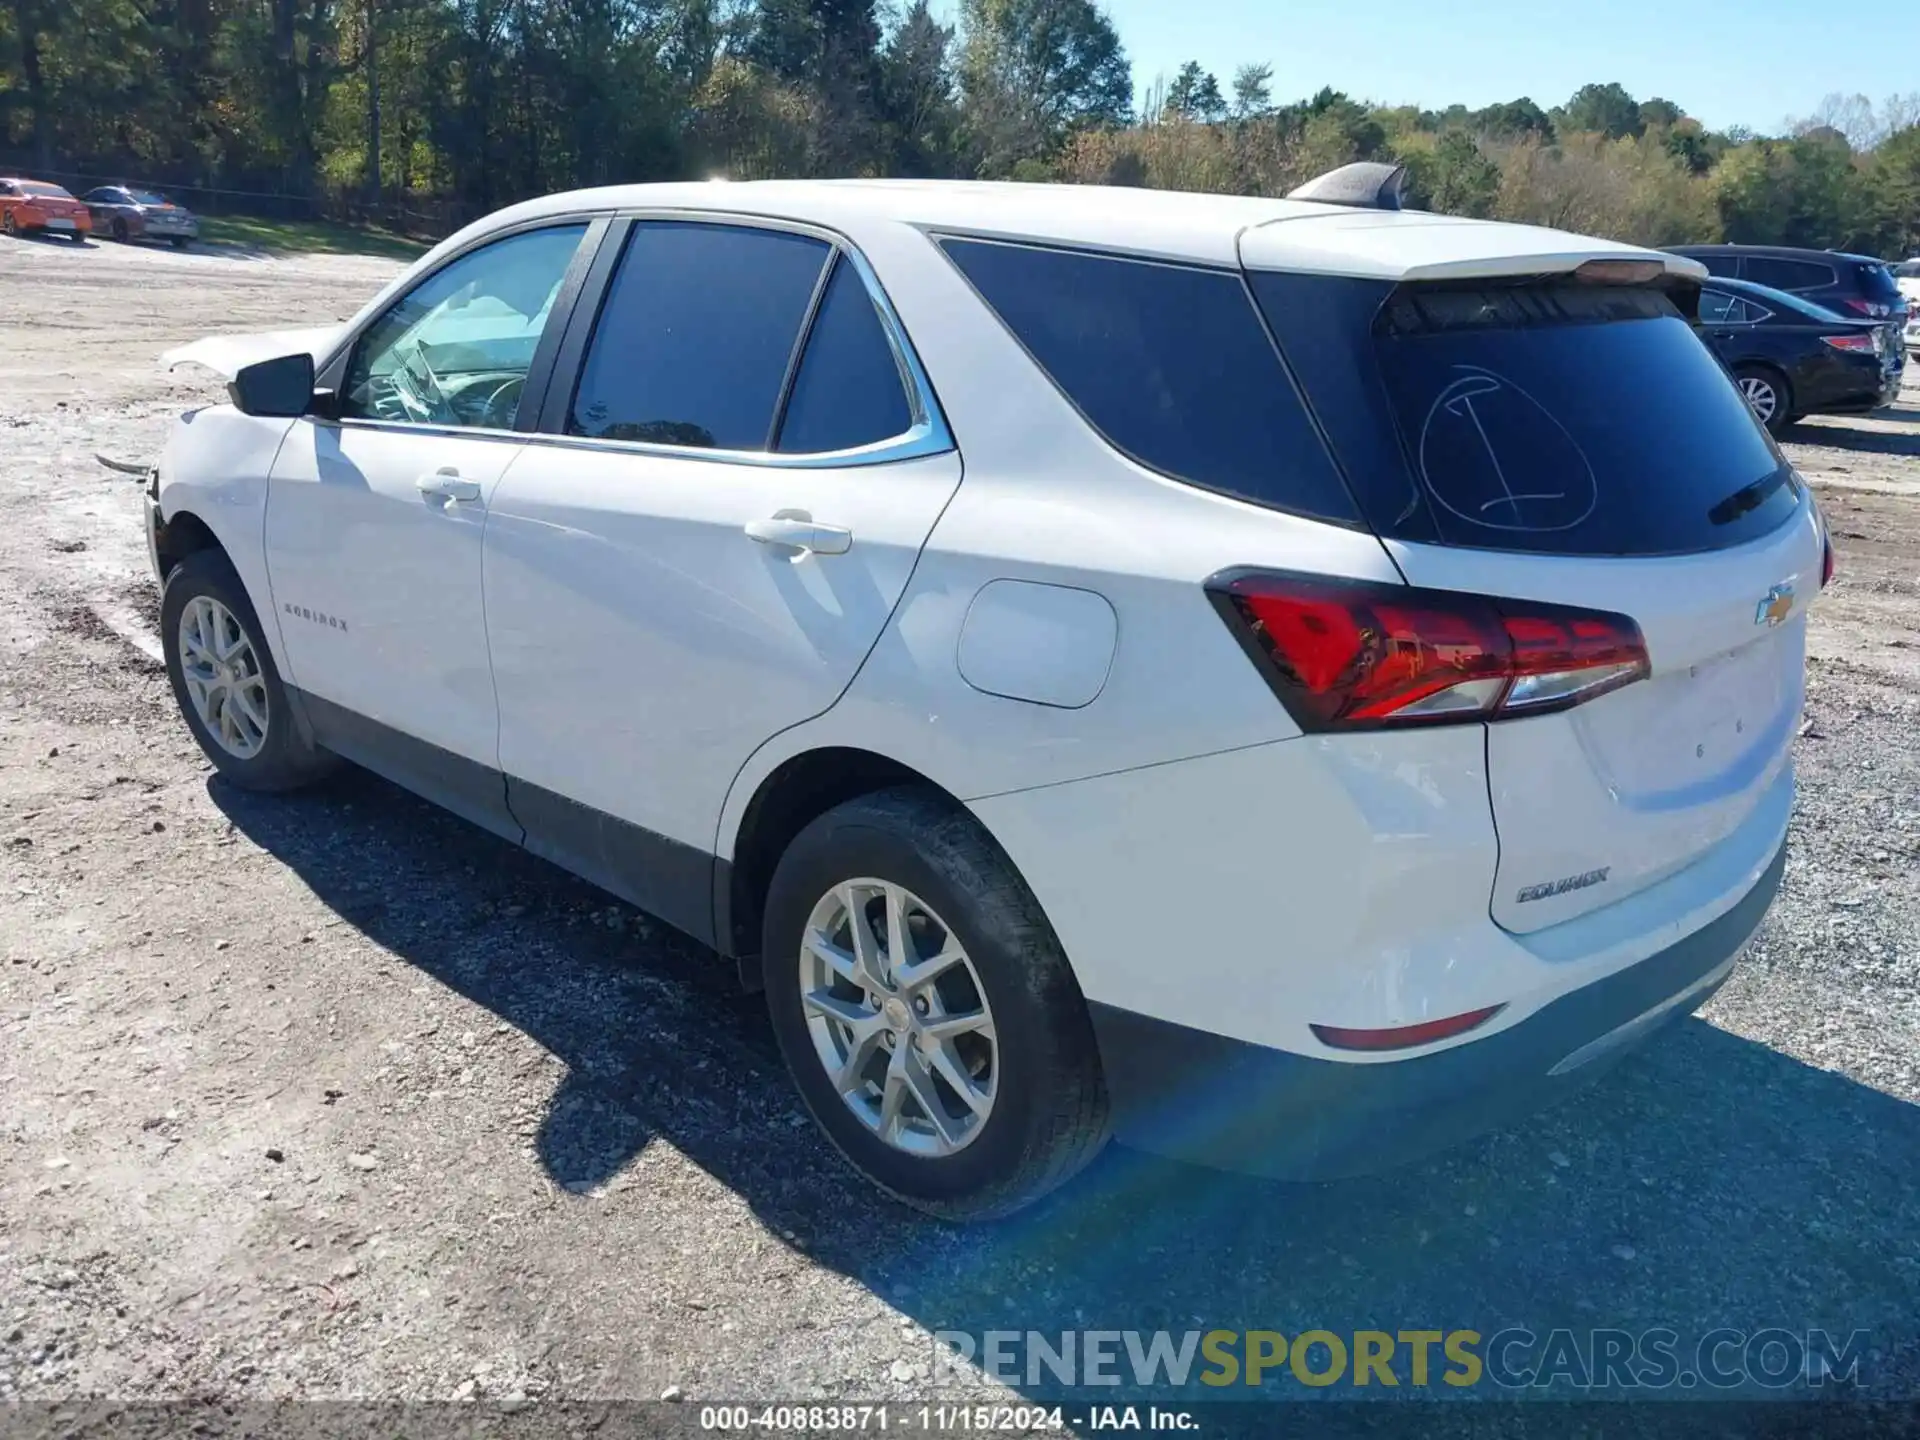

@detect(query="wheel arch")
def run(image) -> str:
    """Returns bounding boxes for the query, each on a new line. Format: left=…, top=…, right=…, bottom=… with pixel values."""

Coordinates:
left=720, top=745, right=983, bottom=980
left=153, top=505, right=225, bottom=579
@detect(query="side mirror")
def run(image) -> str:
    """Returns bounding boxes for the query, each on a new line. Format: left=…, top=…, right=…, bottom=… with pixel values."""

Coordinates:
left=228, top=353, right=315, bottom=418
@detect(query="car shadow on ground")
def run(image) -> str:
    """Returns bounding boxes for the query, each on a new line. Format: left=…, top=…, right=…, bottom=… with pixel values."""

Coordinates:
left=211, top=765, right=1920, bottom=1404
left=1787, top=416, right=1920, bottom=457
left=1, top=232, right=96, bottom=249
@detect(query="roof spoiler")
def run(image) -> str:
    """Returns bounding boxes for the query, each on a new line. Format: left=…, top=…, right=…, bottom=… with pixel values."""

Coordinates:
left=1286, top=161, right=1407, bottom=212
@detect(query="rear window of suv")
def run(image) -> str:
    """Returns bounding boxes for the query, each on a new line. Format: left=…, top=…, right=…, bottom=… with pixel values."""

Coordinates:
left=939, top=237, right=1359, bottom=524
left=1251, top=274, right=1800, bottom=557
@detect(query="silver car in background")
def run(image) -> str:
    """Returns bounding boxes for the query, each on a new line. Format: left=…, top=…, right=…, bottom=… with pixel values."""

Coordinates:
left=82, top=186, right=201, bottom=247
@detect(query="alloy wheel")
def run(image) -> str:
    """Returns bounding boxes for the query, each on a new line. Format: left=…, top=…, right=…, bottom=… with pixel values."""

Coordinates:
left=798, top=879, right=998, bottom=1157
left=1738, top=375, right=1779, bottom=425
left=177, top=595, right=270, bottom=759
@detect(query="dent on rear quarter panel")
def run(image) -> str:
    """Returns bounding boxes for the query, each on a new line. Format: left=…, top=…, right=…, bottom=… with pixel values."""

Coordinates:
left=158, top=405, right=300, bottom=675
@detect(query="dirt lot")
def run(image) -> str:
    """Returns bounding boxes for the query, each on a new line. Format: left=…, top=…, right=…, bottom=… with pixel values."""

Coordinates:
left=2, top=233, right=1918, bottom=1415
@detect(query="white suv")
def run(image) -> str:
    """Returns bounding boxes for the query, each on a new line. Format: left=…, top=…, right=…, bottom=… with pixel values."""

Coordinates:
left=146, top=177, right=1828, bottom=1219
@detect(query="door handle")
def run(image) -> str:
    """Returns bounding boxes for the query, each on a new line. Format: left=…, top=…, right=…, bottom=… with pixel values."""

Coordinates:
left=745, top=510, right=852, bottom=556
left=416, top=469, right=481, bottom=503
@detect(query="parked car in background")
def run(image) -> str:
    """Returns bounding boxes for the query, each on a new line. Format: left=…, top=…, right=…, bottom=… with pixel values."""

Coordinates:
left=1694, top=276, right=1900, bottom=432
left=0, top=178, right=92, bottom=241
left=82, top=186, right=200, bottom=247
left=1669, top=244, right=1907, bottom=370
left=1896, top=260, right=1920, bottom=351
left=140, top=176, right=1825, bottom=1217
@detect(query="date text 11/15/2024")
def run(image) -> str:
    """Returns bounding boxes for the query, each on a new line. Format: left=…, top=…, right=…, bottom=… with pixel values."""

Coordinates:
left=697, top=1404, right=1194, bottom=1432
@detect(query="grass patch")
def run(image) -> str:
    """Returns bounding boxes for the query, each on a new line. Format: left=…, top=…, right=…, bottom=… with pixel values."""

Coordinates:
left=197, top=214, right=431, bottom=261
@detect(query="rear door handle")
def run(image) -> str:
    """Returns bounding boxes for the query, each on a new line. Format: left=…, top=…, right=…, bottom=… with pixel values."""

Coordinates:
left=416, top=469, right=482, bottom=503
left=745, top=511, right=852, bottom=556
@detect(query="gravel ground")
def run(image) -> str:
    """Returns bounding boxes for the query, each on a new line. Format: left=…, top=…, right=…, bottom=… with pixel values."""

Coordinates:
left=1, top=233, right=1917, bottom=1420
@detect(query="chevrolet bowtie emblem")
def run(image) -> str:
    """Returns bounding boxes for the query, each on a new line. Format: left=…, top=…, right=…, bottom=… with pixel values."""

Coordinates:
left=1755, top=583, right=1795, bottom=628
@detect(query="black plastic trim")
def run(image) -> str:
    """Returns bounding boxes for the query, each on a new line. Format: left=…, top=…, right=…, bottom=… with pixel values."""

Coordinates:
left=1088, top=839, right=1786, bottom=1180
left=505, top=778, right=719, bottom=950
left=294, top=688, right=522, bottom=844
left=291, top=688, right=727, bottom=953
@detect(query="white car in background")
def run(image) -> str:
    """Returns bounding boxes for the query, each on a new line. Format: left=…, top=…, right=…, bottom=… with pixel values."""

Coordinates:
left=142, top=174, right=1828, bottom=1219
left=1897, top=260, right=1920, bottom=351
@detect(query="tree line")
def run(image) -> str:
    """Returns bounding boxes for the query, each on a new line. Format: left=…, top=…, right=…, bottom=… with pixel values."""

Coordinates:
left=3, top=0, right=1918, bottom=256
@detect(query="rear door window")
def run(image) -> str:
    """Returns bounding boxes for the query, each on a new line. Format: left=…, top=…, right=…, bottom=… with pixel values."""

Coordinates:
left=1697, top=290, right=1737, bottom=324
left=1743, top=256, right=1835, bottom=292
left=940, top=237, right=1358, bottom=523
left=775, top=256, right=914, bottom=454
left=570, top=222, right=831, bottom=450
left=1251, top=275, right=1800, bottom=557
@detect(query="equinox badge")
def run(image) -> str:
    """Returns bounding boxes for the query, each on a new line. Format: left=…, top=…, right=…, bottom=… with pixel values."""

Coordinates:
left=1755, top=582, right=1795, bottom=628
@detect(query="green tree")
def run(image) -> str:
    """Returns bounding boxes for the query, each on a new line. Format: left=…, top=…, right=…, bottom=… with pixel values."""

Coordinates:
left=959, top=0, right=1131, bottom=175
left=1164, top=60, right=1224, bottom=123
left=1559, top=81, right=1643, bottom=139
left=1230, top=62, right=1271, bottom=120
left=1470, top=96, right=1553, bottom=141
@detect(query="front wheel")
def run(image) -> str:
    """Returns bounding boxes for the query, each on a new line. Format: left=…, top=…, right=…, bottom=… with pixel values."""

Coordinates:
left=762, top=788, right=1110, bottom=1221
left=161, top=548, right=338, bottom=792
left=1735, top=366, right=1791, bottom=435
left=170, top=236, right=190, bottom=249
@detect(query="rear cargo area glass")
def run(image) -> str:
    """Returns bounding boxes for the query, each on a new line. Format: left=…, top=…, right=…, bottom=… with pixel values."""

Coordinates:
left=1251, top=276, right=1803, bottom=557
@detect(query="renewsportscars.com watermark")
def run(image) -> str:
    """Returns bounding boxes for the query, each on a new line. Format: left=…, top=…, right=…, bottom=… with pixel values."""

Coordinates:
left=931, top=1327, right=1871, bottom=1392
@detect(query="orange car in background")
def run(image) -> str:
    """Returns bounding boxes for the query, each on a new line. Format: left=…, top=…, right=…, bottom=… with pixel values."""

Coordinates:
left=0, top=178, right=93, bottom=241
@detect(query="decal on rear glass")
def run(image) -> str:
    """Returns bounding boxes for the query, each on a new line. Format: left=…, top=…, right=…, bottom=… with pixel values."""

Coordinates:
left=1418, top=367, right=1599, bottom=533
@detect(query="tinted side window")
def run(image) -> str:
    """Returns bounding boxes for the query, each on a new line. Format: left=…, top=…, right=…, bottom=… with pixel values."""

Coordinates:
left=570, top=222, right=830, bottom=451
left=1697, top=291, right=1737, bottom=324
left=1744, top=256, right=1834, bottom=291
left=776, top=256, right=913, bottom=454
left=941, top=238, right=1357, bottom=522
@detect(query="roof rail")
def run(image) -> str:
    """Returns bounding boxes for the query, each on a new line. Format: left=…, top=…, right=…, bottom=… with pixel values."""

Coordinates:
left=1286, top=161, right=1407, bottom=212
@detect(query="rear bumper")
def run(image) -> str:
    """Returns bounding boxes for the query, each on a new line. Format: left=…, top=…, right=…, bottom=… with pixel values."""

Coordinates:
left=1090, top=839, right=1785, bottom=1180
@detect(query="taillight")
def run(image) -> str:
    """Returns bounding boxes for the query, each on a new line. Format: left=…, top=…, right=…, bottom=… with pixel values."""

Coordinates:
left=1207, top=571, right=1650, bottom=731
left=1821, top=333, right=1876, bottom=353
left=1822, top=536, right=1835, bottom=589
left=1838, top=299, right=1887, bottom=318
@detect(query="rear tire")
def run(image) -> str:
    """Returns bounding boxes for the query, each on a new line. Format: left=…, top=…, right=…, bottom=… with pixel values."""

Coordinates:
left=762, top=787, right=1110, bottom=1221
left=111, top=218, right=129, bottom=243
left=2, top=212, right=17, bottom=238
left=170, top=236, right=190, bottom=249
left=161, top=548, right=338, bottom=793
left=1735, top=365, right=1792, bottom=435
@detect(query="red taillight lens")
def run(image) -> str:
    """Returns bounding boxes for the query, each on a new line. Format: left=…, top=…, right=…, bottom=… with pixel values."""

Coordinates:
left=1838, top=299, right=1888, bottom=319
left=1208, top=571, right=1650, bottom=731
left=1821, top=333, right=1876, bottom=353
left=1311, top=1004, right=1505, bottom=1052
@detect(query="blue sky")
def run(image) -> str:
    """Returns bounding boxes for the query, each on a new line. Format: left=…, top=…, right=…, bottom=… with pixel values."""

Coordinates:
left=930, top=0, right=1920, bottom=135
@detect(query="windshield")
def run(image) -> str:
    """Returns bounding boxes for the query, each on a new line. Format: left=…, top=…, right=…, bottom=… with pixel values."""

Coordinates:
left=20, top=182, right=73, bottom=199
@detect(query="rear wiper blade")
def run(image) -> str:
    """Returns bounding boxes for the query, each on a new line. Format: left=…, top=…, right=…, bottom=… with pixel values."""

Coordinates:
left=1707, top=469, right=1789, bottom=526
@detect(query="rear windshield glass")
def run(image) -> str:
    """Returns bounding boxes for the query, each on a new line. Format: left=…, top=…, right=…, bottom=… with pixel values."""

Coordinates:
left=1855, top=263, right=1901, bottom=302
left=21, top=182, right=72, bottom=198
left=1359, top=283, right=1798, bottom=556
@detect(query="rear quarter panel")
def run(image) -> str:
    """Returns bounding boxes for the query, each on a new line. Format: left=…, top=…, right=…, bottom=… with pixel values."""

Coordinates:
left=715, top=214, right=1402, bottom=857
